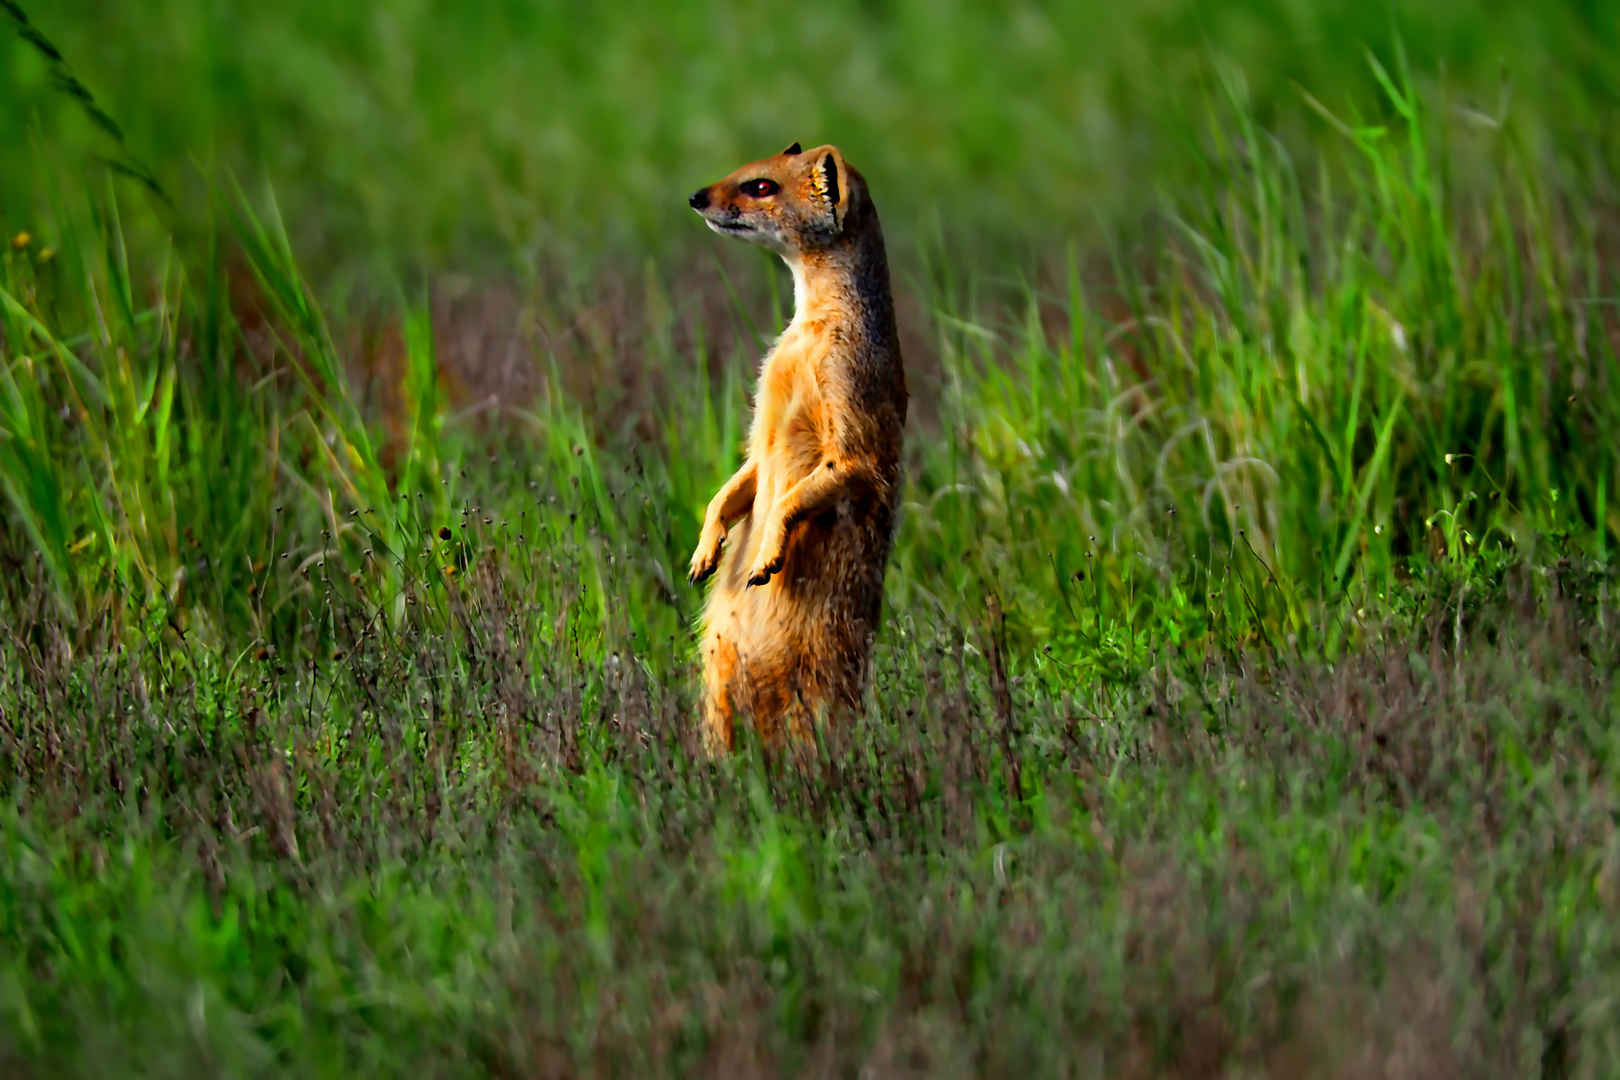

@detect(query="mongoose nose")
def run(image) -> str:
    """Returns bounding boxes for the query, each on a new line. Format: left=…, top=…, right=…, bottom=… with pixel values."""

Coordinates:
left=688, top=188, right=710, bottom=211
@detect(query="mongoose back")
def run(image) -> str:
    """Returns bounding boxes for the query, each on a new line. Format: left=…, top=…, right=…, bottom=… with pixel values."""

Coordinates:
left=687, top=142, right=907, bottom=753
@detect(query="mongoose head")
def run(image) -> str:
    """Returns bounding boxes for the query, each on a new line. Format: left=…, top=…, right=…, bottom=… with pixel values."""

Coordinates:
left=688, top=142, right=860, bottom=256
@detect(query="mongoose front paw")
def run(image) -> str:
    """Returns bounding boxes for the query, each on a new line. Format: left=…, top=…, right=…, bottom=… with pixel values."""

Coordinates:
left=688, top=530, right=725, bottom=585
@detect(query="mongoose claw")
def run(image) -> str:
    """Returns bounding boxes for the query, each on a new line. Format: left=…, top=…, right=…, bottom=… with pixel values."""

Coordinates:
left=688, top=548, right=720, bottom=585
left=745, top=554, right=783, bottom=588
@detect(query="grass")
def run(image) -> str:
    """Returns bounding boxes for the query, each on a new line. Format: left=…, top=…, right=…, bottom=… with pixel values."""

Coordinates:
left=4, top=553, right=1616, bottom=1076
left=2, top=0, right=1620, bottom=1074
left=3, top=0, right=1618, bottom=273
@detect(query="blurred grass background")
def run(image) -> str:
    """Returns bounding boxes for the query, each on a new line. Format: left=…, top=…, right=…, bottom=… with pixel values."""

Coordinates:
left=4, top=1, right=1620, bottom=1075
left=4, top=0, right=1617, bottom=275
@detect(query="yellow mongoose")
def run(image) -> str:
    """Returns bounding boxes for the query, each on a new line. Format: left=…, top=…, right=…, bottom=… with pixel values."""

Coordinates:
left=687, top=142, right=907, bottom=753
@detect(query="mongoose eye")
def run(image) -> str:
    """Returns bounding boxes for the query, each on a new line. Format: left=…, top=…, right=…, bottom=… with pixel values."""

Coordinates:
left=740, top=178, right=780, bottom=198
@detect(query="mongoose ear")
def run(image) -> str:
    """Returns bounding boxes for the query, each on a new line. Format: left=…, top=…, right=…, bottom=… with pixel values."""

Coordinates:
left=812, top=148, right=847, bottom=236
left=782, top=141, right=802, bottom=155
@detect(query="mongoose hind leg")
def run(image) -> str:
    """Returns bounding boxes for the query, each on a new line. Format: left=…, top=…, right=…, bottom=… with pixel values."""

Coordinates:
left=699, top=631, right=740, bottom=757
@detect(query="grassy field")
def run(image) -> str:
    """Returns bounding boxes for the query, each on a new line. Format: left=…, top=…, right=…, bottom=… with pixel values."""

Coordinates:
left=2, top=0, right=1620, bottom=1075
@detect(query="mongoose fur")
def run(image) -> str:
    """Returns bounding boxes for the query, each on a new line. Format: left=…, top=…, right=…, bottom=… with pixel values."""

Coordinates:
left=686, top=142, right=907, bottom=753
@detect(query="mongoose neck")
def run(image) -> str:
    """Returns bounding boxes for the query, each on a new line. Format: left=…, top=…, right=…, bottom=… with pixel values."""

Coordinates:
left=786, top=206, right=898, bottom=353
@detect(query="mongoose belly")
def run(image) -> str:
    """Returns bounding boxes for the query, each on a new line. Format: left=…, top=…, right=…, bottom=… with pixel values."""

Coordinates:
left=700, top=492, right=893, bottom=742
